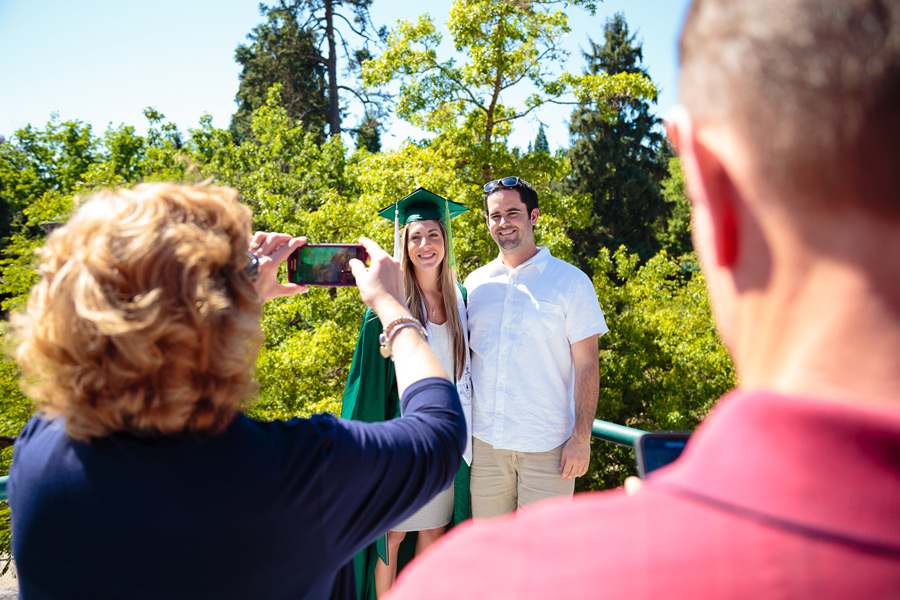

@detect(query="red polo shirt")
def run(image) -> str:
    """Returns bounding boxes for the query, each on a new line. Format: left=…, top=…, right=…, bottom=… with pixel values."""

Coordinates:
left=388, top=391, right=900, bottom=599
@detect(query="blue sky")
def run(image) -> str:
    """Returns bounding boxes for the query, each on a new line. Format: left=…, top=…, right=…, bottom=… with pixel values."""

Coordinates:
left=0, top=0, right=692, bottom=152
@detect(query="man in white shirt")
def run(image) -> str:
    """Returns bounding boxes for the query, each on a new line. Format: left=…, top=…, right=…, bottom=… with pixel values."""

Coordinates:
left=464, top=177, right=609, bottom=518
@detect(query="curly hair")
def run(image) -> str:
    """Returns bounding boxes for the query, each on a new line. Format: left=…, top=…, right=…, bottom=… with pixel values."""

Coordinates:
left=12, top=183, right=263, bottom=441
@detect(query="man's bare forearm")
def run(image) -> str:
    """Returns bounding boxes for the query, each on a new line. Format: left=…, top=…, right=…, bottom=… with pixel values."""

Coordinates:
left=572, top=335, right=600, bottom=443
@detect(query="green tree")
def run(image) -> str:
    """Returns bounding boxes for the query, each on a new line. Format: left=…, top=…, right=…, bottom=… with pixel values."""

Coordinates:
left=354, top=112, right=381, bottom=153
left=231, top=6, right=329, bottom=141
left=533, top=124, right=550, bottom=154
left=657, top=156, right=693, bottom=256
left=0, top=321, right=32, bottom=575
left=156, top=87, right=375, bottom=419
left=568, top=13, right=671, bottom=266
left=578, top=247, right=736, bottom=491
left=362, top=0, right=656, bottom=185
left=0, top=117, right=97, bottom=257
left=233, top=0, right=388, bottom=140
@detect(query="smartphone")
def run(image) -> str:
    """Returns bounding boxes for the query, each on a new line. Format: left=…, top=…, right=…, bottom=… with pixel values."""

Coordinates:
left=287, top=244, right=368, bottom=286
left=635, top=432, right=691, bottom=478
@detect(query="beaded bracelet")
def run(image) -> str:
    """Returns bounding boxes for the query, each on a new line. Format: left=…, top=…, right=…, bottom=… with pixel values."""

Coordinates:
left=379, top=316, right=428, bottom=359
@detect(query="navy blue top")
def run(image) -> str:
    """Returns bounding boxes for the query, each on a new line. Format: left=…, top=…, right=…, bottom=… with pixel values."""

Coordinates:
left=9, top=377, right=464, bottom=599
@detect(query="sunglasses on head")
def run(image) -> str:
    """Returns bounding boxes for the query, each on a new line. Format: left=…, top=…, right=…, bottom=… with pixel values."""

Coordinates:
left=483, top=176, right=527, bottom=193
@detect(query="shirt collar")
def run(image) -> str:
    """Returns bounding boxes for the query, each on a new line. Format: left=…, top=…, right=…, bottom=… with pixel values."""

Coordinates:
left=650, top=390, right=900, bottom=554
left=492, top=246, right=551, bottom=274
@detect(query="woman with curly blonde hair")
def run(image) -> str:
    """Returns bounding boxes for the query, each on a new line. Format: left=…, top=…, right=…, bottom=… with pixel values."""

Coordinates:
left=7, top=183, right=466, bottom=600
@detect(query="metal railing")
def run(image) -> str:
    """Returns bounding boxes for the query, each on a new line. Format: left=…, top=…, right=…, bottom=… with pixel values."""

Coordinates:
left=591, top=418, right=645, bottom=448
left=0, top=420, right=644, bottom=503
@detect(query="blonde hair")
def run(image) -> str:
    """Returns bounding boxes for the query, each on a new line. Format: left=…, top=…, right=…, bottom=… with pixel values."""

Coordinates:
left=12, top=183, right=262, bottom=441
left=400, top=220, right=466, bottom=380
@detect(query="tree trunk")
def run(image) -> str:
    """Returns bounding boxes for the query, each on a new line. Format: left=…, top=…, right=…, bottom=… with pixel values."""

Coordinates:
left=481, top=44, right=506, bottom=184
left=325, top=0, right=341, bottom=136
left=481, top=125, right=493, bottom=184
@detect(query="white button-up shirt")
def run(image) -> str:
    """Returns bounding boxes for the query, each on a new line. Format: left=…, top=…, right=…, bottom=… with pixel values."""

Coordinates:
left=464, top=247, right=608, bottom=452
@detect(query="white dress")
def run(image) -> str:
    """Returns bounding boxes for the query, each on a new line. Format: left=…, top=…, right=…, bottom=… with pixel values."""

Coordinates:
left=392, top=321, right=456, bottom=532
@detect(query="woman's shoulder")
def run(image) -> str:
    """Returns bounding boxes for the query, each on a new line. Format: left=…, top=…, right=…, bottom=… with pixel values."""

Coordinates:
left=14, top=414, right=63, bottom=448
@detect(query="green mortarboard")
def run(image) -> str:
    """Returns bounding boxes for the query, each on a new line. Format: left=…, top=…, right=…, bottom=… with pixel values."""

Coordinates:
left=377, top=188, right=468, bottom=225
left=377, top=187, right=468, bottom=270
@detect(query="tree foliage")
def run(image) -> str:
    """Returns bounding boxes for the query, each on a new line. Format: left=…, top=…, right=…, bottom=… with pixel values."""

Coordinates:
left=231, top=6, right=329, bottom=141
left=533, top=124, right=550, bottom=154
left=657, top=156, right=693, bottom=256
left=578, top=248, right=736, bottom=491
left=362, top=0, right=656, bottom=184
left=568, top=13, right=672, bottom=266
left=232, top=0, right=388, bottom=141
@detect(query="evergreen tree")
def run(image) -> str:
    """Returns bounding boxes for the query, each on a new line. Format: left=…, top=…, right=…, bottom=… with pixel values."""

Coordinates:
left=231, top=0, right=387, bottom=142
left=568, top=13, right=671, bottom=267
left=230, top=7, right=328, bottom=142
left=658, top=157, right=694, bottom=256
left=354, top=112, right=381, bottom=153
left=533, top=124, right=549, bottom=154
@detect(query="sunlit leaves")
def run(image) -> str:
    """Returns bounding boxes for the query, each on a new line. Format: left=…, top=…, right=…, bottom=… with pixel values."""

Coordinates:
left=657, top=157, right=693, bottom=256
left=362, top=0, right=655, bottom=185
left=578, top=247, right=736, bottom=491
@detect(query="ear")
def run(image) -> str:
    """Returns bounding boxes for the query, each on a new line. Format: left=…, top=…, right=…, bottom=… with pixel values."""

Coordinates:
left=667, top=108, right=739, bottom=267
left=530, top=208, right=540, bottom=226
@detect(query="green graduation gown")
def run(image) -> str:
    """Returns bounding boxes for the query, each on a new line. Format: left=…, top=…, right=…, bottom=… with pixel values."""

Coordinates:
left=341, top=289, right=471, bottom=600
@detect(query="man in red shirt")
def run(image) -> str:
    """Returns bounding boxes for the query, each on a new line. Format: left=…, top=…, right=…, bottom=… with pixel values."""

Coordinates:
left=387, top=0, right=900, bottom=597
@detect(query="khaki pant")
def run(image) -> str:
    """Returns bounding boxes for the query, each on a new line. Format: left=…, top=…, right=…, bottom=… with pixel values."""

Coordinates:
left=470, top=437, right=575, bottom=519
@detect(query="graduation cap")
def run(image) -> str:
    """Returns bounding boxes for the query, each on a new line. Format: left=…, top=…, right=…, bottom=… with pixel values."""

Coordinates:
left=378, top=188, right=468, bottom=271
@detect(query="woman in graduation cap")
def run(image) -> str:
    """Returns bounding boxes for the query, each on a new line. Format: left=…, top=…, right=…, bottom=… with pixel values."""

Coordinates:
left=341, top=188, right=473, bottom=598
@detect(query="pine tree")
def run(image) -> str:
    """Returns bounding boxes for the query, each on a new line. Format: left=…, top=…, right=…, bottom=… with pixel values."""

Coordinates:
left=230, top=0, right=387, bottom=142
left=568, top=13, right=671, bottom=266
left=354, top=112, right=381, bottom=153
left=533, top=124, right=550, bottom=154
left=230, top=7, right=328, bottom=141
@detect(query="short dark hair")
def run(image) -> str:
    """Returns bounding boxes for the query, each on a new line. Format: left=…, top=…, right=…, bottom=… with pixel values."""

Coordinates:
left=680, top=0, right=900, bottom=218
left=483, top=178, right=539, bottom=215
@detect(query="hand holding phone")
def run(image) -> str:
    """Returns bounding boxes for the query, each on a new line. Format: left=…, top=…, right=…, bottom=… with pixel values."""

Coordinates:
left=247, top=232, right=308, bottom=303
left=287, top=244, right=368, bottom=286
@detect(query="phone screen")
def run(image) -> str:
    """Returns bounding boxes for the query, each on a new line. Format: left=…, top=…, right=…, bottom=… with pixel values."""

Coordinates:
left=635, top=432, right=691, bottom=478
left=287, top=244, right=368, bottom=286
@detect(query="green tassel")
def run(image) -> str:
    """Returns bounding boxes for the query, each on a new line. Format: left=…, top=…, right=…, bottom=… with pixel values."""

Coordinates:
left=445, top=198, right=458, bottom=274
